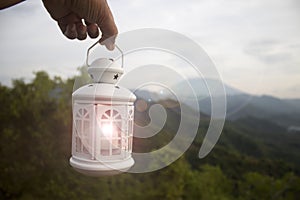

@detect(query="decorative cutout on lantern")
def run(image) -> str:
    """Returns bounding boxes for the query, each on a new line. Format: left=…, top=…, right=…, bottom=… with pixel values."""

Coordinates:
left=70, top=42, right=136, bottom=176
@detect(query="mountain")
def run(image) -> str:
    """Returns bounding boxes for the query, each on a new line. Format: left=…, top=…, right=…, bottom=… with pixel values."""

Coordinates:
left=173, top=78, right=245, bottom=97
left=199, top=94, right=300, bottom=127
left=284, top=98, right=300, bottom=110
left=131, top=78, right=300, bottom=128
left=132, top=94, right=300, bottom=170
left=131, top=78, right=243, bottom=101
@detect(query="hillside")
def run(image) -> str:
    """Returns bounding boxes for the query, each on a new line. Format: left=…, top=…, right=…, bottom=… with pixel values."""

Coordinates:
left=134, top=97, right=300, bottom=170
left=0, top=71, right=299, bottom=199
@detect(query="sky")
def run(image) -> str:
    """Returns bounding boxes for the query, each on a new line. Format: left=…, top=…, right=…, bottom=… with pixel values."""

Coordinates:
left=0, top=0, right=299, bottom=98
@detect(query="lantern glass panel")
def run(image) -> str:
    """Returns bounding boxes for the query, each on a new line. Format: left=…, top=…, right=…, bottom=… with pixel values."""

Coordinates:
left=73, top=105, right=94, bottom=159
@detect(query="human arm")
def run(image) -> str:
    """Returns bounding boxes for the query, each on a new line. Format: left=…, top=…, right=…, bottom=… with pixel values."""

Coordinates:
left=0, top=0, right=118, bottom=49
left=0, top=0, right=25, bottom=9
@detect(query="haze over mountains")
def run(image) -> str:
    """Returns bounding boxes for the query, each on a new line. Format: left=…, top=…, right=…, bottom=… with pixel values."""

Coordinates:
left=132, top=78, right=300, bottom=129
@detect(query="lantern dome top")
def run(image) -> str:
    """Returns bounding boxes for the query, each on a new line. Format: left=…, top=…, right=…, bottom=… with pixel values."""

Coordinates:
left=88, top=58, right=124, bottom=84
left=73, top=83, right=136, bottom=103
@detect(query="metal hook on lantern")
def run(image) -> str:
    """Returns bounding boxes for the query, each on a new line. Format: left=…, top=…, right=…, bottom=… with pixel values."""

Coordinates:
left=86, top=40, right=124, bottom=68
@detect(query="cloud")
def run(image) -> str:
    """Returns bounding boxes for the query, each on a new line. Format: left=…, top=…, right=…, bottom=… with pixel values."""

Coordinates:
left=244, top=39, right=292, bottom=63
left=0, top=0, right=299, bottom=98
left=244, top=39, right=300, bottom=74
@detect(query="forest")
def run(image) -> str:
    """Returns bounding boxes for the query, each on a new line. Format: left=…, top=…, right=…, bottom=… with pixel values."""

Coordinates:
left=0, top=71, right=300, bottom=199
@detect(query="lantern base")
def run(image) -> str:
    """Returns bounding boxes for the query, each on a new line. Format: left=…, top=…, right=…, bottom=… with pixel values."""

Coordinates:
left=69, top=156, right=134, bottom=176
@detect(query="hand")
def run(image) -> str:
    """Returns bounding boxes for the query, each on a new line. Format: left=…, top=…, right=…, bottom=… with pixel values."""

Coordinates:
left=42, top=0, right=118, bottom=50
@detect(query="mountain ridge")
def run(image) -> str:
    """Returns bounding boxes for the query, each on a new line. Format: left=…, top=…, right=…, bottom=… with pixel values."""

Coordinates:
left=131, top=78, right=300, bottom=128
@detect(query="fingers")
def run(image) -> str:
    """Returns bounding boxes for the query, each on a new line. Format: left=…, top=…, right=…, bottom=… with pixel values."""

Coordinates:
left=85, top=20, right=99, bottom=39
left=58, top=13, right=88, bottom=40
left=68, top=0, right=118, bottom=49
left=58, top=19, right=101, bottom=42
left=76, top=23, right=87, bottom=40
left=60, top=23, right=87, bottom=40
left=47, top=0, right=118, bottom=50
left=64, top=24, right=77, bottom=39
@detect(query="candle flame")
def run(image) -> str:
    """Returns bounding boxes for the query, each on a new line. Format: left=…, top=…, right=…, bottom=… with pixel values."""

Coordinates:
left=101, top=124, right=113, bottom=137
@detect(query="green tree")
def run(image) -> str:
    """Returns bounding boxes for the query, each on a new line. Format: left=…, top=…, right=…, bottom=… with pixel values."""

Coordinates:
left=238, top=172, right=300, bottom=200
left=184, top=165, right=233, bottom=200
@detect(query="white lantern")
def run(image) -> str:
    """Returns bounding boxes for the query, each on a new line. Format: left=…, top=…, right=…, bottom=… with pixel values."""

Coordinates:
left=70, top=43, right=136, bottom=176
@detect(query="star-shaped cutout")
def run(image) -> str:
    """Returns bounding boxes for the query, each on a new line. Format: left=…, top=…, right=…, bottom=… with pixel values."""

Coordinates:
left=113, top=74, right=119, bottom=80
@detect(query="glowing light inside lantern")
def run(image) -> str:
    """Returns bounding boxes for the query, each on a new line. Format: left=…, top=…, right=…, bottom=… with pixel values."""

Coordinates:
left=101, top=123, right=114, bottom=137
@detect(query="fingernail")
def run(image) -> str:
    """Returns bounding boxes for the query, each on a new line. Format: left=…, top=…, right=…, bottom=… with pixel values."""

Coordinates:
left=87, top=24, right=99, bottom=38
left=64, top=24, right=77, bottom=39
left=70, top=24, right=76, bottom=32
left=78, top=24, right=86, bottom=35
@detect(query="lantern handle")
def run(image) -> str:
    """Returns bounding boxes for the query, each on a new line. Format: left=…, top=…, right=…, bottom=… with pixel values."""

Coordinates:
left=86, top=40, right=124, bottom=69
